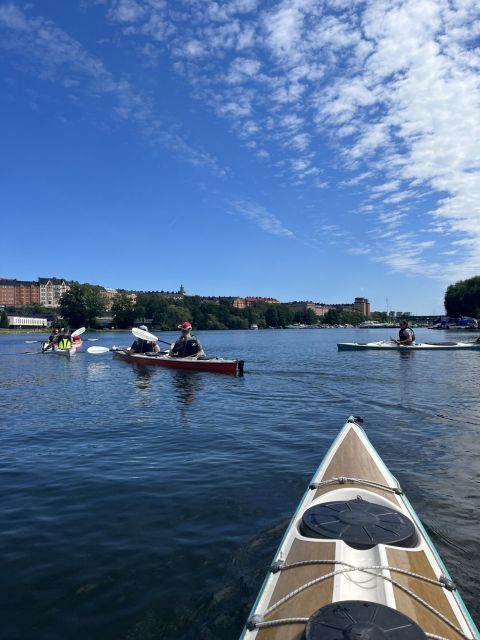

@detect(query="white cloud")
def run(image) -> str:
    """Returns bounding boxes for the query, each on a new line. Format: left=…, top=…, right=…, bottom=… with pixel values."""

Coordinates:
left=230, top=199, right=294, bottom=237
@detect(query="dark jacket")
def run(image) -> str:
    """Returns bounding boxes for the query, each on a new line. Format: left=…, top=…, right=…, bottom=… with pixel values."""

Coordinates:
left=131, top=338, right=155, bottom=353
left=399, top=327, right=415, bottom=342
left=171, top=335, right=202, bottom=357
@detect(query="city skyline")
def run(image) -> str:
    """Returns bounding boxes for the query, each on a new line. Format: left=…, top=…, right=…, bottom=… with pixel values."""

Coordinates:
left=1, top=2, right=479, bottom=314
left=0, top=276, right=410, bottom=316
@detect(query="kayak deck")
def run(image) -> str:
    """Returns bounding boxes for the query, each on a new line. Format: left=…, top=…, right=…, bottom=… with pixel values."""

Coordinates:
left=338, top=341, right=480, bottom=351
left=113, top=350, right=244, bottom=375
left=241, top=417, right=478, bottom=639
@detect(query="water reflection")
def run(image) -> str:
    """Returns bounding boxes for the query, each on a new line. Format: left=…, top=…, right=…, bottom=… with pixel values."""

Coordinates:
left=133, top=365, right=153, bottom=390
left=170, top=371, right=204, bottom=424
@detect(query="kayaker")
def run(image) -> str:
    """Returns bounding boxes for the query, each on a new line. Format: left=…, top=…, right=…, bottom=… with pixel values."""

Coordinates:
left=43, top=328, right=59, bottom=351
left=57, top=329, right=72, bottom=351
left=395, top=319, right=415, bottom=345
left=170, top=322, right=205, bottom=358
left=129, top=325, right=160, bottom=354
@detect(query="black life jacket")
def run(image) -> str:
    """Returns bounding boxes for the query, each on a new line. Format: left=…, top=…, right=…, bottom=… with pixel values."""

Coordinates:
left=172, top=336, right=200, bottom=357
left=133, top=339, right=155, bottom=353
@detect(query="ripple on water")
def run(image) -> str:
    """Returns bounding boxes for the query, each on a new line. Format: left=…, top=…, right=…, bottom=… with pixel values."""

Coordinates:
left=0, top=329, right=479, bottom=638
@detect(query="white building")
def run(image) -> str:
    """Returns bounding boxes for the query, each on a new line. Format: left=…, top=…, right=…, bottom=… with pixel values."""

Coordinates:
left=38, top=278, right=70, bottom=308
left=8, top=316, right=48, bottom=328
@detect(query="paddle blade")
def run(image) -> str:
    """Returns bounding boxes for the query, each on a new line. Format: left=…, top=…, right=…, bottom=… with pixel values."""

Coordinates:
left=71, top=327, right=86, bottom=338
left=132, top=327, right=158, bottom=342
left=87, top=346, right=110, bottom=354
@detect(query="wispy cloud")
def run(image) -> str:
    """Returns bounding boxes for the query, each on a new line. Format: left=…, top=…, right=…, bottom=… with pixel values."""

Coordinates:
left=3, top=0, right=480, bottom=277
left=229, top=199, right=294, bottom=238
left=0, top=2, right=224, bottom=175
left=98, top=0, right=479, bottom=279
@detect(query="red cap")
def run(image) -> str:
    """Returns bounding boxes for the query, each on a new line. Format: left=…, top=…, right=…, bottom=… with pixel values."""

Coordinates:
left=179, top=322, right=192, bottom=330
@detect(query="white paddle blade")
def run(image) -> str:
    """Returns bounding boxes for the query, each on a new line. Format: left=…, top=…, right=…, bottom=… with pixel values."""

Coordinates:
left=132, top=327, right=158, bottom=342
left=71, top=327, right=86, bottom=338
left=87, top=346, right=110, bottom=354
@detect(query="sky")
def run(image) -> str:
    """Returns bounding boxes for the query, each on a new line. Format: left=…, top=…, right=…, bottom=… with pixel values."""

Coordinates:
left=1, top=0, right=479, bottom=314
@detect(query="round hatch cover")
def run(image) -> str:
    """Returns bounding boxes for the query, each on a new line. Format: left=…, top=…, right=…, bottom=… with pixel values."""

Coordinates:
left=301, top=498, right=416, bottom=548
left=304, top=601, right=427, bottom=640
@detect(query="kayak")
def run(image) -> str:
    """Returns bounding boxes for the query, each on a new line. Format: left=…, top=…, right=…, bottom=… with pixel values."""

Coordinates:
left=113, top=350, right=244, bottom=375
left=241, top=416, right=479, bottom=640
left=41, top=343, right=77, bottom=358
left=338, top=340, right=480, bottom=351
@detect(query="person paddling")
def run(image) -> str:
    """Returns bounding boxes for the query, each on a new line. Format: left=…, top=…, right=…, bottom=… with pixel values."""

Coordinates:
left=128, top=325, right=160, bottom=354
left=395, top=319, right=415, bottom=345
left=57, top=328, right=73, bottom=350
left=170, top=322, right=204, bottom=358
left=43, top=328, right=59, bottom=351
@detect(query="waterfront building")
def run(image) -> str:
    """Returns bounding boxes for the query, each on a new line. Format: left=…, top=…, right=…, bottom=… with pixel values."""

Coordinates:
left=288, top=297, right=371, bottom=318
left=232, top=296, right=280, bottom=308
left=353, top=297, right=371, bottom=316
left=7, top=316, right=48, bottom=328
left=288, top=301, right=333, bottom=317
left=38, top=278, right=70, bottom=308
left=0, top=279, right=40, bottom=306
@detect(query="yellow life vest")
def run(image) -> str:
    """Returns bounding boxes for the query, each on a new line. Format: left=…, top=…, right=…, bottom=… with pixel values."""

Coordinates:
left=58, top=338, right=72, bottom=350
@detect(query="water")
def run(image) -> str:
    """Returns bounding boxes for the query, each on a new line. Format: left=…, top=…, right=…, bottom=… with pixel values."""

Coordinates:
left=1, top=328, right=479, bottom=639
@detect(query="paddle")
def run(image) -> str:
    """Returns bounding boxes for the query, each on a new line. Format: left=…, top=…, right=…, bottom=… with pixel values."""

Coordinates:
left=87, top=345, right=169, bottom=355
left=71, top=327, right=86, bottom=338
left=87, top=346, right=123, bottom=354
left=131, top=327, right=172, bottom=346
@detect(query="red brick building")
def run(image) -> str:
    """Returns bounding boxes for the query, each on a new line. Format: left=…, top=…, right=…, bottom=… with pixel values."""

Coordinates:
left=0, top=279, right=40, bottom=306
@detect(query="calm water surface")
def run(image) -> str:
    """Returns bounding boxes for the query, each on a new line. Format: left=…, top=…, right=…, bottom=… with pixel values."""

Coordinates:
left=1, top=328, right=479, bottom=639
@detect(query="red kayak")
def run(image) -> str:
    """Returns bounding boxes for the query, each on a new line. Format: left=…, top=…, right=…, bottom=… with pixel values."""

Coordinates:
left=113, top=350, right=244, bottom=375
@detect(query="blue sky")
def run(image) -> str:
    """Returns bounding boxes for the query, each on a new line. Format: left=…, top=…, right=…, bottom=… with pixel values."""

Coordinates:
left=1, top=0, right=479, bottom=314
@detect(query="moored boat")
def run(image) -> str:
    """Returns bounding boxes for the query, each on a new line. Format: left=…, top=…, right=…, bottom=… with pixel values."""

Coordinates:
left=338, top=340, right=480, bottom=351
left=241, top=416, right=479, bottom=640
left=112, top=350, right=244, bottom=375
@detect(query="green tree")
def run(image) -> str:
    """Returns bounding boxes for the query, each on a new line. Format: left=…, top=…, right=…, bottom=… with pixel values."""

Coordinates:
left=111, top=293, right=137, bottom=329
left=444, top=276, right=480, bottom=317
left=59, top=283, right=106, bottom=328
left=323, top=309, right=365, bottom=325
left=83, top=285, right=106, bottom=327
left=59, top=283, right=87, bottom=328
left=0, top=310, right=9, bottom=328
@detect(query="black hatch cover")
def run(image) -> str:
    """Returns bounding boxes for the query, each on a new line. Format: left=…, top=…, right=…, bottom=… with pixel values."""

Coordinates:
left=301, top=498, right=416, bottom=549
left=304, top=601, right=427, bottom=640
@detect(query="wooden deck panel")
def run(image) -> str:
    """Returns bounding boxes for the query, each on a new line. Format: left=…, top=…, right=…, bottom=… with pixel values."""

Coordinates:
left=257, top=540, right=336, bottom=640
left=387, top=547, right=466, bottom=639
left=313, top=428, right=397, bottom=503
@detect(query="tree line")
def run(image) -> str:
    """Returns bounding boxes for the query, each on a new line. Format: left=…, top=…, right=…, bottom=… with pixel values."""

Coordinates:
left=55, top=284, right=372, bottom=330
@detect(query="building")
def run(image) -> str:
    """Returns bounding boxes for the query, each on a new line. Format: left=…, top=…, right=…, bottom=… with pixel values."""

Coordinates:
left=288, top=297, right=371, bottom=318
left=103, top=288, right=118, bottom=312
left=8, top=316, right=48, bottom=328
left=231, top=296, right=280, bottom=308
left=38, top=278, right=70, bottom=308
left=288, top=302, right=333, bottom=317
left=231, top=297, right=246, bottom=309
left=0, top=279, right=16, bottom=306
left=353, top=297, right=370, bottom=316
left=102, top=288, right=137, bottom=311
left=0, top=279, right=40, bottom=306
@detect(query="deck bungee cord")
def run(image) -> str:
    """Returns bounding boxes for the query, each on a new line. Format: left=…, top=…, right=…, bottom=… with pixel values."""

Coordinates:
left=248, top=561, right=465, bottom=639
